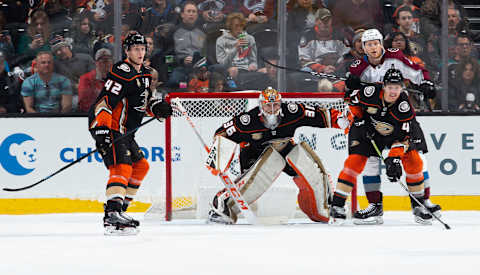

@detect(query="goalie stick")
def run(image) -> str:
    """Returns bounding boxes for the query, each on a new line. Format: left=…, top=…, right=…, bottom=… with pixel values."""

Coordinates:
left=370, top=139, right=451, bottom=230
left=171, top=97, right=258, bottom=225
left=3, top=117, right=158, bottom=192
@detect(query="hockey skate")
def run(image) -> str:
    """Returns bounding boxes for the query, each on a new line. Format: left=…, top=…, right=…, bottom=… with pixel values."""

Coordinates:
left=353, top=203, right=384, bottom=225
left=329, top=205, right=346, bottom=225
left=120, top=204, right=140, bottom=227
left=104, top=203, right=139, bottom=236
left=424, top=199, right=442, bottom=218
left=412, top=206, right=433, bottom=225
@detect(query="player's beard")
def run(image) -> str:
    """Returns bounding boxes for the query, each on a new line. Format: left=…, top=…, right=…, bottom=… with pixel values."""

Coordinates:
left=262, top=113, right=280, bottom=129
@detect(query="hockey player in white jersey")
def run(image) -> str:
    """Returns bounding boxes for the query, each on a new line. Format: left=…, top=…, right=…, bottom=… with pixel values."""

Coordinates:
left=345, top=29, right=441, bottom=225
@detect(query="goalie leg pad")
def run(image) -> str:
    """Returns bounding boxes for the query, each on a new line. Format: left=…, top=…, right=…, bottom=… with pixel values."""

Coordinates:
left=286, top=142, right=331, bottom=223
left=227, top=146, right=286, bottom=216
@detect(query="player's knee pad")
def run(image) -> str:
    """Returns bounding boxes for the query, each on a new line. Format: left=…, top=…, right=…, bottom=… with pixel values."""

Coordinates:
left=227, top=146, right=286, bottom=216
left=286, top=142, right=331, bottom=223
left=107, top=164, right=133, bottom=199
left=363, top=156, right=381, bottom=192
left=129, top=158, right=149, bottom=189
left=338, top=154, right=367, bottom=187
left=402, top=150, right=424, bottom=185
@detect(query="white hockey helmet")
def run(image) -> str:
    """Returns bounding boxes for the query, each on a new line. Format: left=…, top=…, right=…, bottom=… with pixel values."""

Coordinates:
left=361, top=29, right=383, bottom=46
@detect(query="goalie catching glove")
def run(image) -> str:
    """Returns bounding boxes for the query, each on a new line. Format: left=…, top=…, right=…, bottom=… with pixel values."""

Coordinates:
left=149, top=98, right=173, bottom=119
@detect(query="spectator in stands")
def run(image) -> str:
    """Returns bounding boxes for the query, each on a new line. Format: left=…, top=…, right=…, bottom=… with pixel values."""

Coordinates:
left=286, top=0, right=321, bottom=67
left=70, top=13, right=96, bottom=56
left=298, top=8, right=349, bottom=75
left=385, top=32, right=425, bottom=68
left=167, top=1, right=206, bottom=88
left=0, top=52, right=23, bottom=113
left=448, top=56, right=480, bottom=111
left=392, top=0, right=421, bottom=34
left=450, top=34, right=478, bottom=65
left=216, top=12, right=261, bottom=90
left=209, top=71, right=226, bottom=92
left=21, top=51, right=72, bottom=113
left=337, top=29, right=364, bottom=76
left=51, top=36, right=95, bottom=111
left=394, top=6, right=418, bottom=37
left=77, top=48, right=112, bottom=113
left=16, top=10, right=51, bottom=58
left=329, top=0, right=384, bottom=32
left=256, top=49, right=279, bottom=90
left=196, top=0, right=232, bottom=33
left=95, top=0, right=142, bottom=35
left=237, top=0, right=276, bottom=33
left=188, top=55, right=210, bottom=92
left=44, top=0, right=72, bottom=34
left=448, top=34, right=480, bottom=80
left=0, top=29, right=14, bottom=62
left=139, top=0, right=179, bottom=35
left=458, top=93, right=480, bottom=112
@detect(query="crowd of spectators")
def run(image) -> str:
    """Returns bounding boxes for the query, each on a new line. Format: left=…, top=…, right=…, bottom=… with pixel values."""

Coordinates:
left=0, top=0, right=479, bottom=114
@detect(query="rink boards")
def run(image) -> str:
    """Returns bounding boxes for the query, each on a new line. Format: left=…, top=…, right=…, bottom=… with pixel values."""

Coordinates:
left=0, top=116, right=479, bottom=214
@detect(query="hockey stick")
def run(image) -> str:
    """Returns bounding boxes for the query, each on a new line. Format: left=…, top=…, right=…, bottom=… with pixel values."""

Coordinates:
left=3, top=117, right=157, bottom=192
left=369, top=139, right=451, bottom=229
left=171, top=97, right=257, bottom=225
left=261, top=57, right=347, bottom=81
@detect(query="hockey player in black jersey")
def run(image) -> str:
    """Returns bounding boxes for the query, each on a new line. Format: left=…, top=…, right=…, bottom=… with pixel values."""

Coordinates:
left=330, top=67, right=433, bottom=225
left=206, top=87, right=349, bottom=224
left=88, top=32, right=172, bottom=235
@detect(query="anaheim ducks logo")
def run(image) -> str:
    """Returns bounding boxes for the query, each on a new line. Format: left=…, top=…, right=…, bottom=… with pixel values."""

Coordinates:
left=371, top=117, right=394, bottom=136
left=134, top=90, right=149, bottom=112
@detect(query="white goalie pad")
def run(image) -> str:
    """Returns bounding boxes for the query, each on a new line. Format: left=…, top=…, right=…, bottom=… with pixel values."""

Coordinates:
left=286, top=142, right=331, bottom=223
left=205, top=136, right=238, bottom=174
left=228, top=146, right=286, bottom=215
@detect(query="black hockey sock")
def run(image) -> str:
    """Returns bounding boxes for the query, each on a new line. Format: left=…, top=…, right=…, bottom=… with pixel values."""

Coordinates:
left=122, top=197, right=133, bottom=212
left=106, top=199, right=123, bottom=212
left=332, top=192, right=347, bottom=207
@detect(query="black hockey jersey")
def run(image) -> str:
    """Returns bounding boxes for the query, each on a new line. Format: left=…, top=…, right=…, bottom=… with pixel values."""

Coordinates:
left=215, top=102, right=333, bottom=157
left=88, top=60, right=153, bottom=134
left=349, top=84, right=415, bottom=146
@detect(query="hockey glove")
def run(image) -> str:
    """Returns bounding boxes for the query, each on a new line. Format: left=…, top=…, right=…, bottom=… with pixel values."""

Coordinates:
left=150, top=99, right=173, bottom=119
left=92, top=126, right=112, bottom=156
left=385, top=157, right=402, bottom=182
left=345, top=72, right=362, bottom=90
left=419, top=80, right=436, bottom=99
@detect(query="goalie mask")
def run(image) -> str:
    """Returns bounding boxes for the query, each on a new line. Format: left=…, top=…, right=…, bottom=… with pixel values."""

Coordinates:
left=259, top=87, right=282, bottom=129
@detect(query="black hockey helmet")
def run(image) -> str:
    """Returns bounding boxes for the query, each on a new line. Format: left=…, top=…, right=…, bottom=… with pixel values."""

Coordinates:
left=123, top=31, right=147, bottom=51
left=383, top=65, right=404, bottom=85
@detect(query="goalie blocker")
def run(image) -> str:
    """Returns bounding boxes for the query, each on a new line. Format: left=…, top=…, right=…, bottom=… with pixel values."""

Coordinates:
left=208, top=136, right=332, bottom=224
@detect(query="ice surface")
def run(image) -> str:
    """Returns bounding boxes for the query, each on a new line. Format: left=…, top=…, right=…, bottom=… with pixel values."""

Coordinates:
left=1, top=211, right=479, bottom=275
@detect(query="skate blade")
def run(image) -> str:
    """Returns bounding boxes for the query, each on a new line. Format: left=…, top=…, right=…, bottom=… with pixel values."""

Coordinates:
left=353, top=216, right=384, bottom=225
left=328, top=217, right=347, bottom=225
left=104, top=226, right=139, bottom=236
left=414, top=217, right=433, bottom=226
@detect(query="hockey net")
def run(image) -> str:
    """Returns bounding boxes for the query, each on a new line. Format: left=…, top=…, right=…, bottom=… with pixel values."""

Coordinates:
left=147, top=92, right=356, bottom=221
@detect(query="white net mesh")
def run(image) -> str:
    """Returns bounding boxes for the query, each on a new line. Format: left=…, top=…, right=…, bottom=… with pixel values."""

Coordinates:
left=147, top=93, right=351, bottom=221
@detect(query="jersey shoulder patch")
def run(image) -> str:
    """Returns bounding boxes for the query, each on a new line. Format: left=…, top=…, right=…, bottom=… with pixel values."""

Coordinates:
left=110, top=61, right=136, bottom=82
left=287, top=103, right=299, bottom=114
left=363, top=86, right=376, bottom=97
left=390, top=93, right=414, bottom=121
left=349, top=59, right=369, bottom=76
left=239, top=114, right=251, bottom=126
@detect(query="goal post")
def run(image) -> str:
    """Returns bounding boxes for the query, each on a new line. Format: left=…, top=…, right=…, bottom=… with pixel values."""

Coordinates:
left=158, top=92, right=356, bottom=221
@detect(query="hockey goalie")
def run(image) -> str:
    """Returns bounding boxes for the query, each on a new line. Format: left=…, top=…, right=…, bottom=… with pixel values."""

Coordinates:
left=205, top=87, right=350, bottom=224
